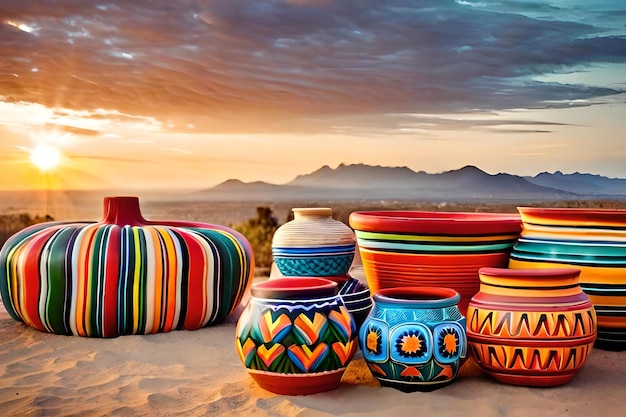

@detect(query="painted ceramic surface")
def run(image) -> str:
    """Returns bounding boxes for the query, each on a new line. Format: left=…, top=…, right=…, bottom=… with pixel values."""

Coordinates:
left=273, top=273, right=373, bottom=330
left=0, top=196, right=255, bottom=337
left=336, top=276, right=372, bottom=329
left=349, top=211, right=521, bottom=314
left=360, top=287, right=467, bottom=392
left=235, top=277, right=358, bottom=395
left=272, top=208, right=356, bottom=277
left=509, top=207, right=626, bottom=350
left=467, top=267, right=596, bottom=387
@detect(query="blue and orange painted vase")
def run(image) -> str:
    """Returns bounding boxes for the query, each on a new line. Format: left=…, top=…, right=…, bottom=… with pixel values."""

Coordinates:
left=0, top=196, right=255, bottom=337
left=235, top=277, right=358, bottom=395
left=272, top=208, right=355, bottom=277
left=509, top=207, right=626, bottom=350
left=360, top=286, right=467, bottom=392
left=467, top=267, right=596, bottom=386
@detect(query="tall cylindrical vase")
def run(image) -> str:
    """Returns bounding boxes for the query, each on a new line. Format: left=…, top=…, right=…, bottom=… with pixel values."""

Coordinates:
left=509, top=207, right=626, bottom=350
left=467, top=267, right=596, bottom=387
left=235, top=277, right=358, bottom=395
left=272, top=208, right=355, bottom=277
left=359, top=286, right=467, bottom=392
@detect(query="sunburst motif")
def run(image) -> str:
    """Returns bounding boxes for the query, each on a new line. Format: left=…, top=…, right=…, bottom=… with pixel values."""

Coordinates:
left=395, top=329, right=427, bottom=358
left=365, top=324, right=382, bottom=355
left=438, top=327, right=460, bottom=358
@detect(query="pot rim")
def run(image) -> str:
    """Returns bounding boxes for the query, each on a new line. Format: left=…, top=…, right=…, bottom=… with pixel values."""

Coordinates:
left=349, top=210, right=521, bottom=235
left=251, top=277, right=338, bottom=299
left=517, top=206, right=626, bottom=223
left=479, top=267, right=581, bottom=280
left=374, top=286, right=460, bottom=308
left=292, top=207, right=333, bottom=217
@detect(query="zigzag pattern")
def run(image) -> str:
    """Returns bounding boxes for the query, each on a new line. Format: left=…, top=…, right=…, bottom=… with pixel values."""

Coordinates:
left=236, top=305, right=357, bottom=374
left=470, top=343, right=594, bottom=373
left=467, top=307, right=596, bottom=339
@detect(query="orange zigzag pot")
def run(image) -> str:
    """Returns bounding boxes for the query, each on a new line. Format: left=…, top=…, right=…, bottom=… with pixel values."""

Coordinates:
left=467, top=267, right=597, bottom=387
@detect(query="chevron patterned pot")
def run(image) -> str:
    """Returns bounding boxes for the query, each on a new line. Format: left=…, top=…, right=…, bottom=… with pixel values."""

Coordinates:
left=235, top=277, right=357, bottom=395
left=0, top=196, right=255, bottom=337
left=467, top=267, right=596, bottom=386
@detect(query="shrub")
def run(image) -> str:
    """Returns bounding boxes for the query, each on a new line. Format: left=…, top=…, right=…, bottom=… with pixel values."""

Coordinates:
left=0, top=214, right=53, bottom=248
left=233, top=207, right=279, bottom=272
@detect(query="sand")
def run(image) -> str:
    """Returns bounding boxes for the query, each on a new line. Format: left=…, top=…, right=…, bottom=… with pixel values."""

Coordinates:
left=0, top=297, right=624, bottom=417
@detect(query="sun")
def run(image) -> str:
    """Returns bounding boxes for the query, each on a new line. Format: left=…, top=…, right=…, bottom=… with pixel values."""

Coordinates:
left=30, top=144, right=63, bottom=172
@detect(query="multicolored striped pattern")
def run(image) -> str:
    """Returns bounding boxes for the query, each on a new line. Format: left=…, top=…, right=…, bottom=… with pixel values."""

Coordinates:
left=349, top=211, right=521, bottom=314
left=509, top=207, right=626, bottom=349
left=0, top=197, right=254, bottom=337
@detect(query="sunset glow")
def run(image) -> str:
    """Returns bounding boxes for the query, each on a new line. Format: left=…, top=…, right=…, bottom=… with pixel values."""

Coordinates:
left=30, top=144, right=62, bottom=172
left=0, top=0, right=624, bottom=192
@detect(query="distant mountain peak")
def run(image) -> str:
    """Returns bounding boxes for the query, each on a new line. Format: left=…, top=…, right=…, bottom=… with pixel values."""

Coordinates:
left=442, top=164, right=489, bottom=177
left=195, top=163, right=625, bottom=201
left=212, top=178, right=274, bottom=190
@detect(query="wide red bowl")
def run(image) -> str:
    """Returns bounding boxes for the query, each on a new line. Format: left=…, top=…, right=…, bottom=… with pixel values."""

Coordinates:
left=349, top=211, right=521, bottom=314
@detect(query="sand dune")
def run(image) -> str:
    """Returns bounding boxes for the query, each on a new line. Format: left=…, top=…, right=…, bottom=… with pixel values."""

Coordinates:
left=1, top=302, right=624, bottom=417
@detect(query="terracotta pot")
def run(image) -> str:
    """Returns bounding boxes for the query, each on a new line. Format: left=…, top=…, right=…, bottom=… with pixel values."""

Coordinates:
left=509, top=207, right=626, bottom=350
left=360, top=286, right=467, bottom=392
left=272, top=208, right=355, bottom=277
left=349, top=210, right=521, bottom=314
left=235, top=277, right=358, bottom=395
left=467, top=267, right=596, bottom=386
left=0, top=196, right=255, bottom=337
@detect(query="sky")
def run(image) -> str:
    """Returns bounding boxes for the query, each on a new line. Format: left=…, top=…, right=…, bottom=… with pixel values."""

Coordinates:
left=0, top=0, right=625, bottom=191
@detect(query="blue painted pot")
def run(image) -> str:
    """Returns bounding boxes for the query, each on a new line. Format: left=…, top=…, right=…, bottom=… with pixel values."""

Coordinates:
left=360, top=286, right=467, bottom=392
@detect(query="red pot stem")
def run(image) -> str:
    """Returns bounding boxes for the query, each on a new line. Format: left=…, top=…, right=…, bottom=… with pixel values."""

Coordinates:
left=101, top=196, right=147, bottom=226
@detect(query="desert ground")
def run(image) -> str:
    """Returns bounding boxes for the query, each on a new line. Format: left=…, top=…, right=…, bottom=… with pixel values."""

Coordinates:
left=1, top=197, right=625, bottom=416
left=0, top=295, right=624, bottom=417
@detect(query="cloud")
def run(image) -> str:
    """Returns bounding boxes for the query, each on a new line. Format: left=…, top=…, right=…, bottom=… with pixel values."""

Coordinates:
left=0, top=0, right=624, bottom=133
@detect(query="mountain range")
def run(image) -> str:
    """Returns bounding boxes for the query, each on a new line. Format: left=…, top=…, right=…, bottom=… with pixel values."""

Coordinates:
left=197, top=164, right=626, bottom=202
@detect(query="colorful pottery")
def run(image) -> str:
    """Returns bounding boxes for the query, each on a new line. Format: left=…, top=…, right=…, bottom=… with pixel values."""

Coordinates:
left=467, top=267, right=596, bottom=386
left=269, top=272, right=372, bottom=331
left=509, top=207, right=626, bottom=350
left=235, top=277, right=358, bottom=395
left=0, top=196, right=255, bottom=337
left=349, top=210, right=522, bottom=314
left=360, top=286, right=467, bottom=392
left=272, top=208, right=355, bottom=277
left=334, top=274, right=373, bottom=330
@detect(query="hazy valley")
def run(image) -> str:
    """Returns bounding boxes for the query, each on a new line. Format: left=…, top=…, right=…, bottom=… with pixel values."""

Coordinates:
left=1, top=163, right=625, bottom=226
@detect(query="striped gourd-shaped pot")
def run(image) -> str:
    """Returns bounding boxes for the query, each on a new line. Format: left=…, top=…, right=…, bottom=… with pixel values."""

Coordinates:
left=0, top=196, right=255, bottom=337
left=272, top=208, right=355, bottom=277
